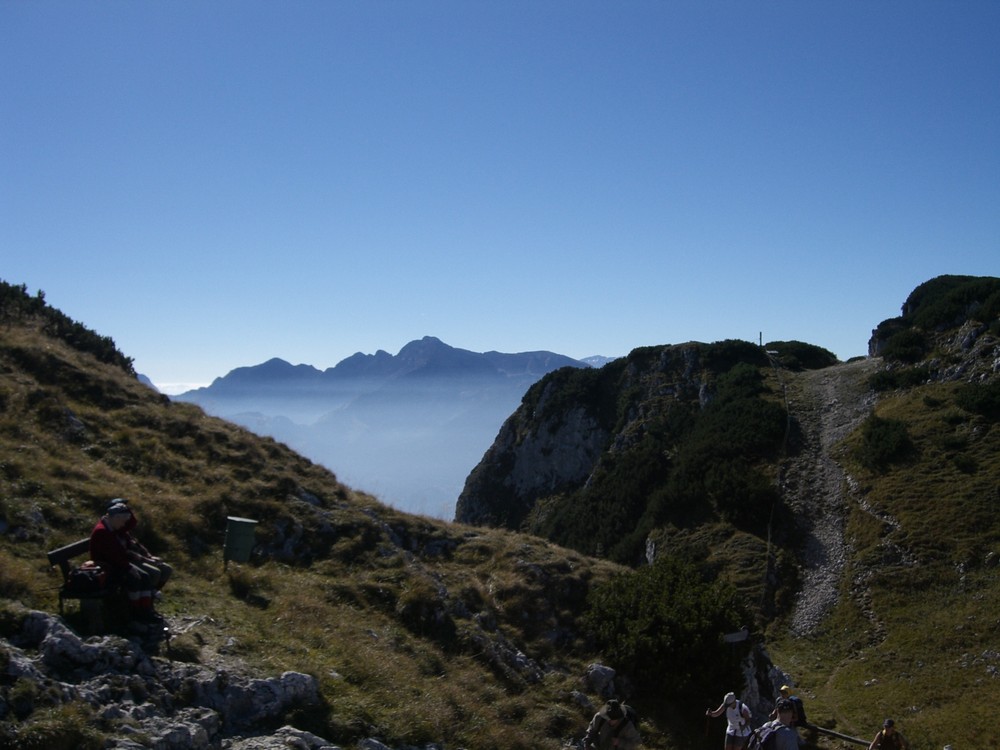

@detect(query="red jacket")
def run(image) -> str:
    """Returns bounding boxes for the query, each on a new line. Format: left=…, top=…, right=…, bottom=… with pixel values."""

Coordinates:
left=89, top=513, right=138, bottom=573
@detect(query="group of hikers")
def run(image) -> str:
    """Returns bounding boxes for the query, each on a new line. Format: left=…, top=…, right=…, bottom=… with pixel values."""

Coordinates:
left=581, top=686, right=912, bottom=750
left=703, top=686, right=910, bottom=750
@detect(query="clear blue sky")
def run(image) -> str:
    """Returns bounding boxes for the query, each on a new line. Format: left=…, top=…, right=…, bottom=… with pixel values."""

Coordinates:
left=3, top=1, right=997, bottom=394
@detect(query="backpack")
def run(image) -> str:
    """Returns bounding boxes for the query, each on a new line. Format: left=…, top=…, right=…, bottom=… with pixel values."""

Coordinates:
left=65, top=562, right=108, bottom=595
left=620, top=705, right=639, bottom=731
left=595, top=704, right=639, bottom=736
left=789, top=695, right=807, bottom=725
left=733, top=700, right=750, bottom=732
left=746, top=720, right=782, bottom=750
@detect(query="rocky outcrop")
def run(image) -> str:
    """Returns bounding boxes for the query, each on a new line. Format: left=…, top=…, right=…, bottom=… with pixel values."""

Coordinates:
left=1, top=609, right=324, bottom=749
left=928, top=320, right=1000, bottom=382
left=455, top=341, right=753, bottom=529
left=1, top=607, right=608, bottom=750
left=455, top=399, right=610, bottom=527
left=867, top=275, right=1000, bottom=373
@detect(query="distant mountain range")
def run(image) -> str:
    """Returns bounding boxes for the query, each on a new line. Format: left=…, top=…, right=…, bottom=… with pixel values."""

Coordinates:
left=173, top=337, right=601, bottom=517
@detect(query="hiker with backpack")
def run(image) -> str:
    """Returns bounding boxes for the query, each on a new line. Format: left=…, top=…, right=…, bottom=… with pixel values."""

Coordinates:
left=583, top=698, right=641, bottom=749
left=705, top=691, right=752, bottom=749
left=89, top=498, right=171, bottom=622
left=769, top=685, right=808, bottom=728
left=867, top=718, right=909, bottom=750
left=769, top=684, right=815, bottom=746
left=746, top=698, right=799, bottom=750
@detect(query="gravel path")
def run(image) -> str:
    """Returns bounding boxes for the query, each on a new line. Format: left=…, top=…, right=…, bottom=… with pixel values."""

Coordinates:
left=777, top=358, right=880, bottom=636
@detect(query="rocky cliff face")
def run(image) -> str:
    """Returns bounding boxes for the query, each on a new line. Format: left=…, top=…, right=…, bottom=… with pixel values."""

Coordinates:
left=455, top=400, right=610, bottom=527
left=455, top=342, right=740, bottom=529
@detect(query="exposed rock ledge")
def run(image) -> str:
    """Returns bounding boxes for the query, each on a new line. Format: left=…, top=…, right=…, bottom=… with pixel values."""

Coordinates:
left=0, top=609, right=346, bottom=749
left=2, top=607, right=616, bottom=749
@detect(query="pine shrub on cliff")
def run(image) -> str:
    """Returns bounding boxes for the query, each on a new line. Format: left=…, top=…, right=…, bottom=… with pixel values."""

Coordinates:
left=584, top=553, right=748, bottom=711
left=870, top=274, right=1000, bottom=362
left=525, top=345, right=789, bottom=565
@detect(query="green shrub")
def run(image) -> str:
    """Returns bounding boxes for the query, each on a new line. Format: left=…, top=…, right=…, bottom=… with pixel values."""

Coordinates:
left=0, top=601, right=26, bottom=639
left=3, top=703, right=104, bottom=750
left=395, top=576, right=456, bottom=643
left=869, top=367, right=930, bottom=392
left=881, top=329, right=928, bottom=364
left=167, top=633, right=203, bottom=664
left=952, top=454, right=978, bottom=474
left=855, top=415, right=914, bottom=470
left=765, top=340, right=838, bottom=371
left=702, top=339, right=770, bottom=371
left=583, top=554, right=746, bottom=711
left=954, top=382, right=1000, bottom=421
left=905, top=275, right=1000, bottom=330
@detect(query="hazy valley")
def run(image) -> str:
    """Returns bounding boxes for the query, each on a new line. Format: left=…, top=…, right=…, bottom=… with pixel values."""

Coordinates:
left=173, top=337, right=593, bottom=518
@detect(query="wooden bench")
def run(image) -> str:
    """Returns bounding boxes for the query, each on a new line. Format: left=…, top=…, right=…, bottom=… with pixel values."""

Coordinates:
left=46, top=537, right=118, bottom=632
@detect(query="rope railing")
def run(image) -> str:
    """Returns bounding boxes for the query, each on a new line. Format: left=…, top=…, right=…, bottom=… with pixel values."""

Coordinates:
left=811, top=724, right=870, bottom=746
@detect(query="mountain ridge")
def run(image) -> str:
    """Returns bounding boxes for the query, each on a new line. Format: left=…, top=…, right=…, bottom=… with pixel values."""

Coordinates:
left=173, top=336, right=592, bottom=517
left=180, top=336, right=590, bottom=398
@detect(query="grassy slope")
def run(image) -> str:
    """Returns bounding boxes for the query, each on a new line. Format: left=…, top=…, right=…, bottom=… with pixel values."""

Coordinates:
left=0, top=320, right=636, bottom=749
left=767, top=379, right=1000, bottom=748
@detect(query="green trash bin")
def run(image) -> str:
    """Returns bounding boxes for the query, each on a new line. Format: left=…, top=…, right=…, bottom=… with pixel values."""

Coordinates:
left=224, top=516, right=258, bottom=565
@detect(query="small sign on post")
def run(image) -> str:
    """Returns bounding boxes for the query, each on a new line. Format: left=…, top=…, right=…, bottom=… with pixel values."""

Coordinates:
left=723, top=626, right=749, bottom=643
left=224, top=516, right=258, bottom=568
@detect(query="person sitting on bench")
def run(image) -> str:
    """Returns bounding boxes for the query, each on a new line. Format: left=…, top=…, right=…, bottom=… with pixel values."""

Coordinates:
left=89, top=499, right=172, bottom=621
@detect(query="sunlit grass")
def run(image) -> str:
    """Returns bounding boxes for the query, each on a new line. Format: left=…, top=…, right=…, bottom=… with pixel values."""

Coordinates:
left=769, top=379, right=1000, bottom=748
left=0, top=324, right=630, bottom=747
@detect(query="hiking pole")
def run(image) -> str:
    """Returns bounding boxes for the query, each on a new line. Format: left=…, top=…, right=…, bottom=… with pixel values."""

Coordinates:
left=812, top=725, right=869, bottom=746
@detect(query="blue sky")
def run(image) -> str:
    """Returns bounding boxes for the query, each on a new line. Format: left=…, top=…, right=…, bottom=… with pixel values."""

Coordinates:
left=3, top=1, right=997, bottom=394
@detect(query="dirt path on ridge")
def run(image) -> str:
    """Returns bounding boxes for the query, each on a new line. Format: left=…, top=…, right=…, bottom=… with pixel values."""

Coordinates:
left=776, top=357, right=880, bottom=636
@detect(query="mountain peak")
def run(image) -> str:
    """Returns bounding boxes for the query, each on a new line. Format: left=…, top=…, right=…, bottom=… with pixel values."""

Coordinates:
left=178, top=337, right=586, bottom=398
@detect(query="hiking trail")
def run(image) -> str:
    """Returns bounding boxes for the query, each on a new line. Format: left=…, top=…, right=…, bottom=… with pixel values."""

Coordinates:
left=778, top=357, right=880, bottom=636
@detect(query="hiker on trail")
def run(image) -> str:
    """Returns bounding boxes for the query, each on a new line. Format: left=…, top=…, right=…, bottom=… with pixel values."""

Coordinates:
left=765, top=699, right=801, bottom=750
left=868, top=719, right=909, bottom=750
left=769, top=685, right=808, bottom=728
left=89, top=499, right=171, bottom=621
left=583, top=698, right=641, bottom=749
left=705, top=691, right=752, bottom=749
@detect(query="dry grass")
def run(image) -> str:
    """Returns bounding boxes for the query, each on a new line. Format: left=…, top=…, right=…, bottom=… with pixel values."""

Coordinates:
left=768, top=379, right=1000, bottom=748
left=1, top=321, right=634, bottom=747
